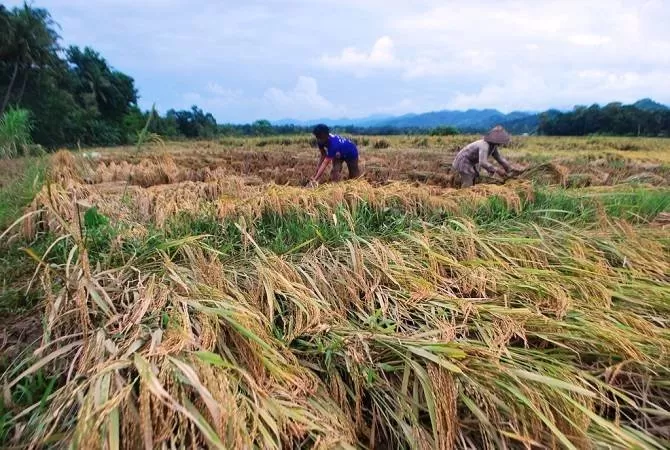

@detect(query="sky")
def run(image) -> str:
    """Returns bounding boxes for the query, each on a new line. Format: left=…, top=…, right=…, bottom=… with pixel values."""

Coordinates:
left=6, top=0, right=670, bottom=122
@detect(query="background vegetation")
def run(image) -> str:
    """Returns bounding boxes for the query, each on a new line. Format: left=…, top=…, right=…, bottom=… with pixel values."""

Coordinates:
left=3, top=3, right=670, bottom=153
left=538, top=100, right=670, bottom=137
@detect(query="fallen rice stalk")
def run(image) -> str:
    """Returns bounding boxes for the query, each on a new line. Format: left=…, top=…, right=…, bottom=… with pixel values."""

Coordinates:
left=1, top=147, right=669, bottom=449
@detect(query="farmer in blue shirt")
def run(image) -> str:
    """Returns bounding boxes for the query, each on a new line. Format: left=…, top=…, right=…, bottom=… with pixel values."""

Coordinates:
left=309, top=124, right=361, bottom=185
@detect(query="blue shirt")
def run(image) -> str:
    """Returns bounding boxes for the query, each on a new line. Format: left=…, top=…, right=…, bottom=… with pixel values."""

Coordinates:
left=318, top=134, right=358, bottom=160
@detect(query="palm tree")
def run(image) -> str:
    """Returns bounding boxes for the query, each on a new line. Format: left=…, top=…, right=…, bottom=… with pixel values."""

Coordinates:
left=1, top=3, right=60, bottom=116
left=67, top=46, right=137, bottom=123
left=0, top=6, right=14, bottom=59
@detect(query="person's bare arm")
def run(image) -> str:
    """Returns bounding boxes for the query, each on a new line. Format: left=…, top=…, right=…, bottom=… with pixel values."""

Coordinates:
left=478, top=144, right=496, bottom=174
left=312, top=147, right=326, bottom=181
left=312, top=156, right=333, bottom=181
left=491, top=147, right=511, bottom=173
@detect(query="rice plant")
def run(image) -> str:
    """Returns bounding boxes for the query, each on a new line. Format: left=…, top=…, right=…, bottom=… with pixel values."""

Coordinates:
left=1, top=137, right=669, bottom=449
left=135, top=104, right=165, bottom=152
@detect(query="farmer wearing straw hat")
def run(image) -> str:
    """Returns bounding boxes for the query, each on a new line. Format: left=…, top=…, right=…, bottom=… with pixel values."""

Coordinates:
left=308, top=124, right=361, bottom=186
left=453, top=125, right=513, bottom=188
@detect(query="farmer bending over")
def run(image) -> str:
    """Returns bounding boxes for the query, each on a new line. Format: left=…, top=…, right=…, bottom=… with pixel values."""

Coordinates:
left=453, top=125, right=512, bottom=188
left=309, top=124, right=360, bottom=186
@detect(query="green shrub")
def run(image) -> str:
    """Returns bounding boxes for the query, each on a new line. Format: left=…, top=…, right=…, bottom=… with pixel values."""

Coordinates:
left=0, top=108, right=33, bottom=159
left=0, top=158, right=47, bottom=230
left=430, top=126, right=459, bottom=136
left=83, top=120, right=122, bottom=146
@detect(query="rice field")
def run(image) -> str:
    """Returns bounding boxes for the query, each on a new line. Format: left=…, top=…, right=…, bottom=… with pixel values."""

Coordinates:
left=1, top=135, right=670, bottom=449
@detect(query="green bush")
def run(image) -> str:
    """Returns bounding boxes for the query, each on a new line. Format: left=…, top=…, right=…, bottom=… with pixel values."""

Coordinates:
left=0, top=158, right=47, bottom=230
left=430, top=126, right=459, bottom=136
left=83, top=120, right=122, bottom=146
left=0, top=108, right=33, bottom=159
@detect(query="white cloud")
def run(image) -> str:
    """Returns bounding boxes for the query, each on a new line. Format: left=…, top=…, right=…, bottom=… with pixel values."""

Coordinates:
left=446, top=69, right=670, bottom=112
left=383, top=1, right=669, bottom=77
left=175, top=77, right=342, bottom=121
left=320, top=36, right=493, bottom=79
left=393, top=4, right=565, bottom=36
left=567, top=34, right=611, bottom=46
left=578, top=70, right=607, bottom=80
left=313, top=1, right=670, bottom=112
left=206, top=82, right=242, bottom=98
left=264, top=76, right=345, bottom=119
left=320, top=36, right=400, bottom=76
left=401, top=50, right=492, bottom=80
left=180, top=84, right=244, bottom=110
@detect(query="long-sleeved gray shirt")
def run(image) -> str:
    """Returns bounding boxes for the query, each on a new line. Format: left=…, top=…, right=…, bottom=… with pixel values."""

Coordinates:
left=452, top=139, right=511, bottom=175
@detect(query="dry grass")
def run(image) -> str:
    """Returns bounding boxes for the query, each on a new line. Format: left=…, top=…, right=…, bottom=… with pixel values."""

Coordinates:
left=83, top=136, right=670, bottom=188
left=21, top=175, right=534, bottom=235
left=1, top=136, right=669, bottom=449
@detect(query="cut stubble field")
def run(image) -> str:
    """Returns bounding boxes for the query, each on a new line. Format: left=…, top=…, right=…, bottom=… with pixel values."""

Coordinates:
left=1, top=135, right=669, bottom=449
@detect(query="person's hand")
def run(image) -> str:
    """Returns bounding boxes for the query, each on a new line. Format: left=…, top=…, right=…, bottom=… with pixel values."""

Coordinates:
left=306, top=179, right=319, bottom=188
left=509, top=164, right=527, bottom=175
left=496, top=168, right=508, bottom=177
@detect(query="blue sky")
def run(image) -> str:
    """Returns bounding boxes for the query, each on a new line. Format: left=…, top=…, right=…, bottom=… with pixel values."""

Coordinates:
left=7, top=0, right=670, bottom=122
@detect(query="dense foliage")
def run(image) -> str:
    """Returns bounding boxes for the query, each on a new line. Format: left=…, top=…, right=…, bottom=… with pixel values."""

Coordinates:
left=539, top=102, right=670, bottom=137
left=217, top=121, right=463, bottom=137
left=0, top=3, right=220, bottom=149
left=0, top=107, right=33, bottom=158
left=1, top=4, right=136, bottom=147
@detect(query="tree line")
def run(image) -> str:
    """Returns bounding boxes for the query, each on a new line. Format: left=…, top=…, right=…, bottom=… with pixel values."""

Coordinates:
left=217, top=121, right=461, bottom=137
left=0, top=3, right=225, bottom=149
left=538, top=102, right=670, bottom=137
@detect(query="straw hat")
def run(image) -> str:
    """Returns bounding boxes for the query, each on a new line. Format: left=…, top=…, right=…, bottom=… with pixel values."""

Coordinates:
left=483, top=125, right=511, bottom=145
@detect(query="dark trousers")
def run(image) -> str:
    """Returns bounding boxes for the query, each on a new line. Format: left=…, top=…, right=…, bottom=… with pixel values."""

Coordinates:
left=331, top=157, right=360, bottom=181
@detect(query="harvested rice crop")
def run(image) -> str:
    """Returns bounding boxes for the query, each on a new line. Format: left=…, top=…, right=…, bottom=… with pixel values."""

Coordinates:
left=1, top=137, right=669, bottom=449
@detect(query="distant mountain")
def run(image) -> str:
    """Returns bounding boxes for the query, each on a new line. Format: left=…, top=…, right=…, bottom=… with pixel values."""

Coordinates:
left=271, top=99, right=669, bottom=133
left=378, top=109, right=534, bottom=130
left=633, top=98, right=669, bottom=112
left=273, top=109, right=535, bottom=130
left=499, top=114, right=541, bottom=135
